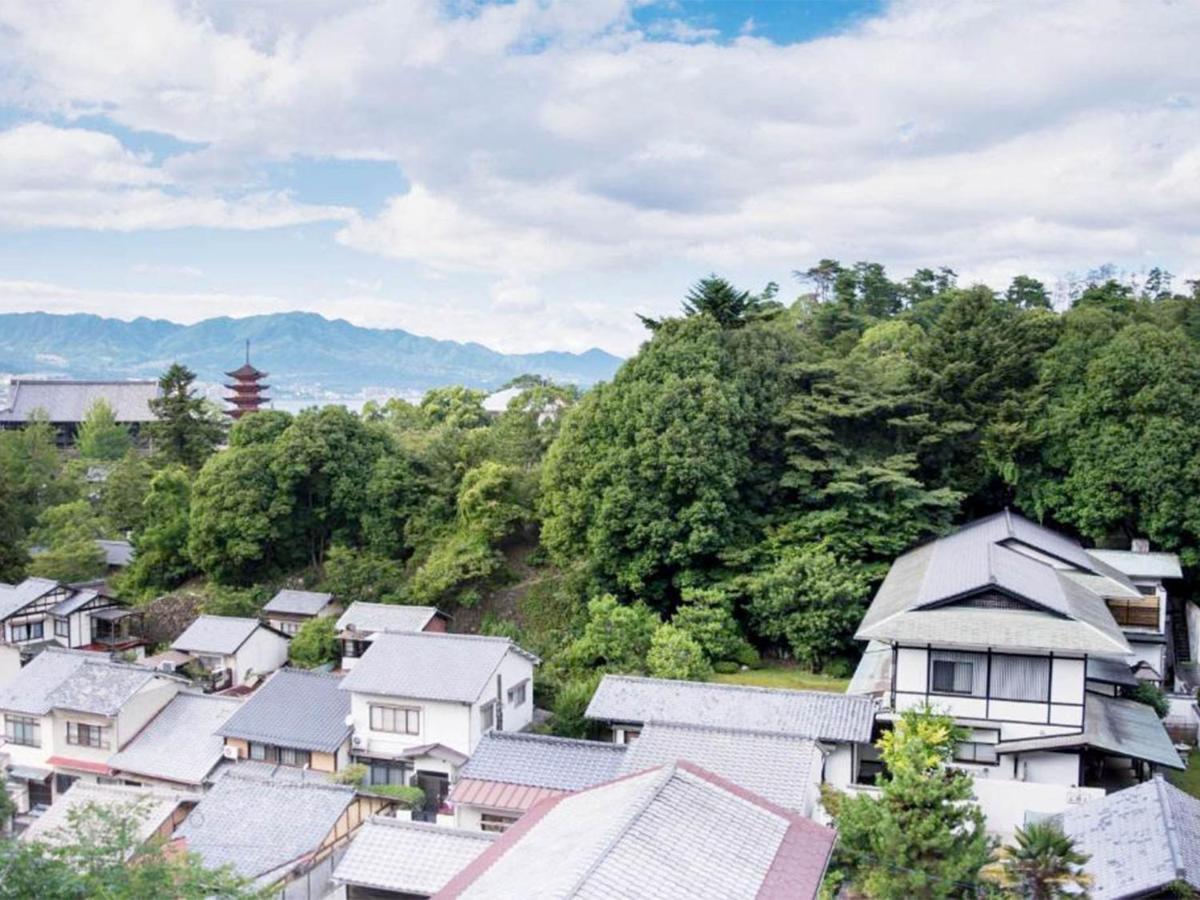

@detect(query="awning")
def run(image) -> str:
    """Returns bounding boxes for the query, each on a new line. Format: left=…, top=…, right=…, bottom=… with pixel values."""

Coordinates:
left=997, top=692, right=1184, bottom=770
left=47, top=756, right=113, bottom=776
left=399, top=743, right=469, bottom=767
left=448, top=777, right=566, bottom=813
left=90, top=607, right=140, bottom=622
left=7, top=765, right=52, bottom=781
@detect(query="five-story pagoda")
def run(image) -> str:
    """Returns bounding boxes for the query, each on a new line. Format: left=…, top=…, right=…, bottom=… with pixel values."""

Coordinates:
left=224, top=341, right=269, bottom=419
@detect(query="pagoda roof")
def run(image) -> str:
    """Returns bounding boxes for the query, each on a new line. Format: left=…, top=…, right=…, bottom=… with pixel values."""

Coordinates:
left=225, top=363, right=268, bottom=380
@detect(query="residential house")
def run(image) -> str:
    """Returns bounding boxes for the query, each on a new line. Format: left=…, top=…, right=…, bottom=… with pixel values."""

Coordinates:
left=1087, top=543, right=1185, bottom=687
left=96, top=539, right=134, bottom=571
left=0, top=378, right=159, bottom=447
left=335, top=818, right=496, bottom=899
left=1055, top=776, right=1200, bottom=899
left=339, top=632, right=538, bottom=820
left=851, top=511, right=1184, bottom=829
left=336, top=601, right=449, bottom=670
left=585, top=674, right=875, bottom=789
left=450, top=731, right=628, bottom=832
left=0, top=648, right=181, bottom=810
left=262, top=589, right=340, bottom=637
left=0, top=577, right=144, bottom=657
left=435, top=761, right=837, bottom=900
left=21, top=780, right=190, bottom=849
left=174, top=765, right=389, bottom=895
left=107, top=692, right=243, bottom=792
left=170, top=615, right=289, bottom=688
left=217, top=668, right=351, bottom=772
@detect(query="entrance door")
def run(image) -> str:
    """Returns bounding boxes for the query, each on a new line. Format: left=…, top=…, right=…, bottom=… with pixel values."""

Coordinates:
left=413, top=771, right=449, bottom=823
left=26, top=778, right=52, bottom=809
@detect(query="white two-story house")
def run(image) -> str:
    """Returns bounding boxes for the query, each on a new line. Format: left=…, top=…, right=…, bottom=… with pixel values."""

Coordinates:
left=0, top=648, right=182, bottom=810
left=850, top=511, right=1183, bottom=830
left=0, top=578, right=144, bottom=657
left=338, top=631, right=537, bottom=822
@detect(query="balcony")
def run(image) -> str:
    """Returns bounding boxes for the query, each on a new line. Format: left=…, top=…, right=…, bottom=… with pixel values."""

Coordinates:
left=87, top=608, right=145, bottom=650
left=1105, top=596, right=1160, bottom=630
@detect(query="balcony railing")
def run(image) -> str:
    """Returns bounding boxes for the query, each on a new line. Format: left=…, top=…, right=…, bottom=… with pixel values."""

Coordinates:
left=1105, top=597, right=1160, bottom=629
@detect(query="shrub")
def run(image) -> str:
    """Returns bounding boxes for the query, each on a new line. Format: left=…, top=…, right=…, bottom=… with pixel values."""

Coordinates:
left=331, top=764, right=368, bottom=788
left=647, top=624, right=712, bottom=681
left=289, top=616, right=339, bottom=668
left=365, top=784, right=425, bottom=810
left=713, top=660, right=740, bottom=674
left=735, top=645, right=763, bottom=669
left=549, top=674, right=601, bottom=738
left=1123, top=682, right=1169, bottom=719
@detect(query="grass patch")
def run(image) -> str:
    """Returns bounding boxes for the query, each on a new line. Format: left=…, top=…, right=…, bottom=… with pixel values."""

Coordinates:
left=711, top=662, right=850, bottom=693
left=1168, top=747, right=1200, bottom=799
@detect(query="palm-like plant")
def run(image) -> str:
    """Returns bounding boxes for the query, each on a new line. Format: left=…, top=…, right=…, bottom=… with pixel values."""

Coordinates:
left=981, top=822, right=1093, bottom=899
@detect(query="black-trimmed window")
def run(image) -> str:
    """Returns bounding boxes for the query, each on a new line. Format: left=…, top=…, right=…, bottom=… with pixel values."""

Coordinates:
left=279, top=746, right=311, bottom=767
left=953, top=742, right=999, bottom=764
left=507, top=681, right=527, bottom=707
left=931, top=659, right=974, bottom=694
left=55, top=618, right=70, bottom=639
left=481, top=812, right=519, bottom=833
left=990, top=654, right=1051, bottom=703
left=480, top=701, right=496, bottom=733
left=11, top=621, right=44, bottom=642
left=4, top=715, right=40, bottom=747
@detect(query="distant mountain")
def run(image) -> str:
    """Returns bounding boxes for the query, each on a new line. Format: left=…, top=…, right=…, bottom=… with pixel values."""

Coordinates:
left=0, top=312, right=623, bottom=396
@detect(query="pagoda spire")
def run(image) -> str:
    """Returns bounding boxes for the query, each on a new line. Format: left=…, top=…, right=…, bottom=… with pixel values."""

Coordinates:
left=224, top=341, right=270, bottom=419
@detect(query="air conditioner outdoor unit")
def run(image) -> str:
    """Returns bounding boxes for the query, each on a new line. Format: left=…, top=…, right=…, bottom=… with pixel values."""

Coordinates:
left=158, top=661, right=176, bottom=674
left=351, top=734, right=366, bottom=749
left=222, top=745, right=240, bottom=760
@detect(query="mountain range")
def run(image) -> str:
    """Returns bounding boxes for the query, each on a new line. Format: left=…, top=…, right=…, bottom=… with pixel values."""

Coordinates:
left=0, top=312, right=623, bottom=397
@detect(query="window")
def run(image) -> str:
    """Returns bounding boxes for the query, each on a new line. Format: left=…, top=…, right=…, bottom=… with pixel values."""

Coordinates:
left=507, top=681, right=527, bottom=707
left=481, top=813, right=520, bottom=833
left=5, top=715, right=40, bottom=747
left=54, top=618, right=70, bottom=639
left=276, top=620, right=300, bottom=636
left=362, top=759, right=409, bottom=787
left=67, top=721, right=109, bottom=749
left=929, top=650, right=987, bottom=696
left=369, top=705, right=420, bottom=735
left=480, top=701, right=496, bottom=733
left=343, top=640, right=368, bottom=659
left=55, top=774, right=78, bottom=795
left=279, top=747, right=311, bottom=767
left=11, top=621, right=44, bottom=642
left=953, top=742, right=999, bottom=765
left=991, top=654, right=1051, bottom=703
left=932, top=660, right=974, bottom=694
left=248, top=742, right=272, bottom=762
left=196, top=655, right=223, bottom=671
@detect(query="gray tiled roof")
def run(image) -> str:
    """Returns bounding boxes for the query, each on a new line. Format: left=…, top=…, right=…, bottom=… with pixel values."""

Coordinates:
left=172, top=615, right=263, bottom=654
left=1057, top=778, right=1200, bottom=899
left=217, top=668, right=350, bottom=753
left=21, top=781, right=185, bottom=850
left=335, top=818, right=495, bottom=896
left=108, top=692, right=242, bottom=786
left=619, top=722, right=825, bottom=815
left=339, top=632, right=537, bottom=703
left=1086, top=657, right=1139, bottom=687
left=264, top=589, right=335, bottom=616
left=335, top=601, right=441, bottom=634
left=174, top=765, right=356, bottom=882
left=1088, top=549, right=1184, bottom=581
left=441, top=762, right=836, bottom=900
left=0, top=647, right=124, bottom=715
left=998, top=692, right=1183, bottom=770
left=0, top=577, right=58, bottom=620
left=0, top=379, right=159, bottom=423
left=856, top=511, right=1132, bottom=655
left=96, top=539, right=134, bottom=567
left=460, top=732, right=627, bottom=791
left=585, top=675, right=875, bottom=744
left=51, top=588, right=102, bottom=616
left=46, top=659, right=161, bottom=715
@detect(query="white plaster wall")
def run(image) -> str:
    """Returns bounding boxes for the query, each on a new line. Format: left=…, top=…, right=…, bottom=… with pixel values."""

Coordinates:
left=115, top=678, right=179, bottom=749
left=232, top=628, right=289, bottom=684
left=823, top=744, right=854, bottom=789
left=350, top=692, right=472, bottom=758
left=1050, top=657, right=1085, bottom=704
left=455, top=803, right=485, bottom=831
left=1017, top=751, right=1079, bottom=785
left=52, top=710, right=116, bottom=765
left=469, top=650, right=535, bottom=747
left=894, top=647, right=927, bottom=694
left=1, top=713, right=54, bottom=768
left=1126, top=639, right=1166, bottom=681
left=0, top=645, right=20, bottom=689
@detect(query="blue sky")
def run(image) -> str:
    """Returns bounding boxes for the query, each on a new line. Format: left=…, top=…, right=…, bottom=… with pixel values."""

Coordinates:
left=0, top=0, right=1196, bottom=354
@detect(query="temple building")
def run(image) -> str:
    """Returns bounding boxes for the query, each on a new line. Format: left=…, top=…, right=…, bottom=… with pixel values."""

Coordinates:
left=224, top=343, right=270, bottom=419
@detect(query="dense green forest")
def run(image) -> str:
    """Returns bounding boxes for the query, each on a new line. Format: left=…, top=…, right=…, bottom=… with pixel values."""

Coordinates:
left=3, top=261, right=1198, bottom=721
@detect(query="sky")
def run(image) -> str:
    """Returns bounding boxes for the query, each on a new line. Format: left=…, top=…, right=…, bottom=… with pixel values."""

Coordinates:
left=0, top=0, right=1197, bottom=356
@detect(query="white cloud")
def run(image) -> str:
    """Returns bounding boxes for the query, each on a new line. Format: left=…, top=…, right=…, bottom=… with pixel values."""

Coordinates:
left=0, top=0, right=1198, bottom=350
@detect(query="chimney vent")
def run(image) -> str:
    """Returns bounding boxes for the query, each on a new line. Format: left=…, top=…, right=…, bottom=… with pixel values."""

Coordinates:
left=1131, top=538, right=1150, bottom=554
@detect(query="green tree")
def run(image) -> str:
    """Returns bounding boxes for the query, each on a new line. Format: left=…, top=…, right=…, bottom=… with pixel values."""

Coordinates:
left=28, top=500, right=107, bottom=583
left=646, top=623, right=711, bottom=680
left=547, top=674, right=602, bottom=739
left=671, top=587, right=754, bottom=663
left=0, top=474, right=28, bottom=582
left=826, top=706, right=991, bottom=900
left=981, top=822, right=1092, bottom=899
left=228, top=409, right=292, bottom=447
left=148, top=363, right=224, bottom=468
left=0, top=798, right=258, bottom=898
left=0, top=411, right=73, bottom=534
left=419, top=386, right=489, bottom=430
left=560, top=595, right=661, bottom=675
left=321, top=545, right=406, bottom=604
left=100, top=452, right=153, bottom=534
left=1005, top=275, right=1052, bottom=310
left=288, top=616, right=339, bottom=668
left=76, top=399, right=133, bottom=460
left=120, top=465, right=196, bottom=595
